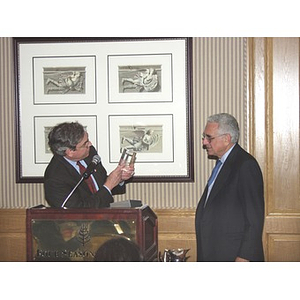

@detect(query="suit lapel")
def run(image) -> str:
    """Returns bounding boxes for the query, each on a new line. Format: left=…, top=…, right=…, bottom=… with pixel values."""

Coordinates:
left=204, top=144, right=240, bottom=208
left=57, top=155, right=91, bottom=193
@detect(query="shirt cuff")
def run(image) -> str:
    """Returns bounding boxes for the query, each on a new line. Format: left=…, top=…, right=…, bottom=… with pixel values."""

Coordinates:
left=103, top=185, right=112, bottom=195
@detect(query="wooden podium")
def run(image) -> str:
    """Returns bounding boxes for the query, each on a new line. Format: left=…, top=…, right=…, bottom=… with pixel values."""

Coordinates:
left=26, top=205, right=157, bottom=262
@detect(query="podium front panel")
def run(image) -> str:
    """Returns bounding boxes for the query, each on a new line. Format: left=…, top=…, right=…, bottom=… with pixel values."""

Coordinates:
left=26, top=205, right=157, bottom=262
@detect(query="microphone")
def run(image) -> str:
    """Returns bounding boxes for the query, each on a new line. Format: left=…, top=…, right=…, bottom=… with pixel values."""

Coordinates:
left=82, top=155, right=101, bottom=178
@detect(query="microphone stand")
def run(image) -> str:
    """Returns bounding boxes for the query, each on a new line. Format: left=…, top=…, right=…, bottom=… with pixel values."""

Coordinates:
left=61, top=177, right=84, bottom=208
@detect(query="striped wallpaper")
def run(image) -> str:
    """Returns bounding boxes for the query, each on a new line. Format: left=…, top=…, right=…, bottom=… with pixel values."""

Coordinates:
left=0, top=37, right=247, bottom=209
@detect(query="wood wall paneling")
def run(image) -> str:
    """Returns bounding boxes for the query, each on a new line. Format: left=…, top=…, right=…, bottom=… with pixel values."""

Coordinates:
left=249, top=37, right=300, bottom=262
left=0, top=209, right=26, bottom=261
left=272, top=38, right=300, bottom=213
left=155, top=209, right=196, bottom=261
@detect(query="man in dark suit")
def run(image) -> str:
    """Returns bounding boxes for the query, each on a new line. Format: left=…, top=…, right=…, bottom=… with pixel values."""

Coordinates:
left=195, top=113, right=265, bottom=262
left=44, top=122, right=134, bottom=208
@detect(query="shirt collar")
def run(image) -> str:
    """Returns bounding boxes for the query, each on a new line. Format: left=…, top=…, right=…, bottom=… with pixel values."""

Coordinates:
left=220, top=143, right=236, bottom=164
left=63, top=156, right=87, bottom=168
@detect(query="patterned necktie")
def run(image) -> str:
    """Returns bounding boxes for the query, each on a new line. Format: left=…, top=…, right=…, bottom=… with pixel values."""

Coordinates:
left=208, top=159, right=222, bottom=186
left=77, top=161, right=97, bottom=194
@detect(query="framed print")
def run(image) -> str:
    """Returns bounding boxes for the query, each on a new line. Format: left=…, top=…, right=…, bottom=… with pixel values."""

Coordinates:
left=108, top=114, right=177, bottom=177
left=108, top=54, right=173, bottom=103
left=14, top=37, right=193, bottom=183
left=33, top=55, right=96, bottom=104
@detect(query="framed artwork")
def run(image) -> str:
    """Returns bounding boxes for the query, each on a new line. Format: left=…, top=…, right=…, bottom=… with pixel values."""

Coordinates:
left=14, top=37, right=193, bottom=183
left=33, top=55, right=96, bottom=104
left=108, top=53, right=173, bottom=103
left=108, top=114, right=177, bottom=177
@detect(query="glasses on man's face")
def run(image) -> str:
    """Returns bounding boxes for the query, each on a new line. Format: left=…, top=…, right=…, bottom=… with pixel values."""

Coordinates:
left=202, top=133, right=226, bottom=143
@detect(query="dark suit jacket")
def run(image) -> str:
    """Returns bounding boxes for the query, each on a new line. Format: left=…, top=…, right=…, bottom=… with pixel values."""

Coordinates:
left=195, top=144, right=265, bottom=262
left=44, top=146, right=125, bottom=208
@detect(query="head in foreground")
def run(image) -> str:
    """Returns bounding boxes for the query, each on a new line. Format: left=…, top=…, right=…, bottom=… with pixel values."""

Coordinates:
left=94, top=237, right=144, bottom=262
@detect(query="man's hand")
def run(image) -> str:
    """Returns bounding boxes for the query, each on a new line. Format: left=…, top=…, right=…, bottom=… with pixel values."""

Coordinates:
left=235, top=256, right=249, bottom=262
left=121, top=164, right=135, bottom=181
left=104, top=165, right=124, bottom=191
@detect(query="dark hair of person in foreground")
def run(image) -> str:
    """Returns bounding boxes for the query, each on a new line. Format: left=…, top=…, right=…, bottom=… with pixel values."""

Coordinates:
left=94, top=237, right=144, bottom=262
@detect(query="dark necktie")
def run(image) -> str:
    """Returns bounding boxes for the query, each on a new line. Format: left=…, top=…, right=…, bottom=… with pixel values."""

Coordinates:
left=208, top=159, right=222, bottom=187
left=77, top=161, right=97, bottom=194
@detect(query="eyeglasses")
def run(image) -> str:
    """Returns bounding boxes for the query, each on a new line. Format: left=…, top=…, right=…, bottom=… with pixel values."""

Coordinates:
left=202, top=133, right=226, bottom=143
left=76, top=137, right=90, bottom=150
